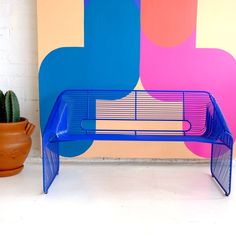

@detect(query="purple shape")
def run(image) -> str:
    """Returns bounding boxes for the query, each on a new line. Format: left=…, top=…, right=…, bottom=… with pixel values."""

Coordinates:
left=133, top=0, right=140, bottom=8
left=85, top=0, right=139, bottom=8
left=84, top=0, right=89, bottom=7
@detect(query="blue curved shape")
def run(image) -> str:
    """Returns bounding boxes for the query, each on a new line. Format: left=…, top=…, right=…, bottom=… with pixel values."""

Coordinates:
left=39, top=0, right=140, bottom=157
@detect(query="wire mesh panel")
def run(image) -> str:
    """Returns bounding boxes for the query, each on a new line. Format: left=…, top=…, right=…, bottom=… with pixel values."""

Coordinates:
left=211, top=143, right=233, bottom=196
left=42, top=90, right=233, bottom=195
left=42, top=141, right=59, bottom=194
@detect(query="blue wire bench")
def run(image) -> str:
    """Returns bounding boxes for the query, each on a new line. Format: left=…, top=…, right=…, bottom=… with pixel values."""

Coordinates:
left=42, top=90, right=233, bottom=195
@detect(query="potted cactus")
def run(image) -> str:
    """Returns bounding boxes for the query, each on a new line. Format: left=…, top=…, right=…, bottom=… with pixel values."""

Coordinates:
left=0, top=90, right=35, bottom=176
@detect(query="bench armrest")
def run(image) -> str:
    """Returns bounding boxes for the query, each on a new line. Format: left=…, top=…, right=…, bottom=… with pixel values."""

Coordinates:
left=207, top=95, right=233, bottom=148
left=43, top=92, right=68, bottom=143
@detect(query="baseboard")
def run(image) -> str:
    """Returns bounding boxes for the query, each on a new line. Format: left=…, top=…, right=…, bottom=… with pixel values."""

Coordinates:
left=27, top=156, right=211, bottom=165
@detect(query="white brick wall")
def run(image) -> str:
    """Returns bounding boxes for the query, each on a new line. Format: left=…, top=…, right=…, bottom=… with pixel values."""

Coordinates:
left=0, top=0, right=40, bottom=157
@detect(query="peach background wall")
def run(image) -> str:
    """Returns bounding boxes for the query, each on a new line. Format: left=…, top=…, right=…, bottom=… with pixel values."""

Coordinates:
left=37, top=0, right=84, bottom=65
left=37, top=0, right=236, bottom=159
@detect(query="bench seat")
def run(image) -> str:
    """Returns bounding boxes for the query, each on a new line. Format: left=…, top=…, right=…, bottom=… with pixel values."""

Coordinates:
left=53, top=133, right=221, bottom=144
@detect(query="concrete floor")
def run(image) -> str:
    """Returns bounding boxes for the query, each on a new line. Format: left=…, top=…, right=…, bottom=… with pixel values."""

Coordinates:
left=0, top=159, right=235, bottom=236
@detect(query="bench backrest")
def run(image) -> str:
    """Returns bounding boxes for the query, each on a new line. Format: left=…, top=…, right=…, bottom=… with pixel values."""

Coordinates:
left=53, top=90, right=214, bottom=137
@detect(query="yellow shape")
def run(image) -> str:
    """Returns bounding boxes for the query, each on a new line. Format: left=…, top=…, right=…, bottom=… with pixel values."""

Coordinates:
left=134, top=79, right=145, bottom=90
left=37, top=0, right=84, bottom=65
left=196, top=0, right=236, bottom=59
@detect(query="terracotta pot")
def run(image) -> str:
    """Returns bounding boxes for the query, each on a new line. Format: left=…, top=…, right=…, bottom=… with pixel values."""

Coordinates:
left=0, top=118, right=35, bottom=177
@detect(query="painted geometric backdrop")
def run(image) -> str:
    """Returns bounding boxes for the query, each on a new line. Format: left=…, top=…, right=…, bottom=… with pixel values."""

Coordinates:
left=37, top=0, right=236, bottom=158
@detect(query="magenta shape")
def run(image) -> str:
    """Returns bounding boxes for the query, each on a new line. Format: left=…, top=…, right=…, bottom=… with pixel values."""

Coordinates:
left=140, top=31, right=236, bottom=158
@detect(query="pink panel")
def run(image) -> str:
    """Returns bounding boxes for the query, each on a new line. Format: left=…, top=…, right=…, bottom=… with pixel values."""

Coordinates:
left=140, top=31, right=236, bottom=157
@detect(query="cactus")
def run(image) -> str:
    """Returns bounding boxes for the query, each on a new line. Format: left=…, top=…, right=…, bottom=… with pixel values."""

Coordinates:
left=0, top=90, right=20, bottom=123
left=0, top=90, right=5, bottom=122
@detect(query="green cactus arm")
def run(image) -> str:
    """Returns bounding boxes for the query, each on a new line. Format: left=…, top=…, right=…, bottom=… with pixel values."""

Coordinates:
left=0, top=90, right=6, bottom=122
left=5, top=90, right=20, bottom=122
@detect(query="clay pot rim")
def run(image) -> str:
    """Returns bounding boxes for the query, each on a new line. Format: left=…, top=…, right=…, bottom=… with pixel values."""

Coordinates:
left=0, top=117, right=28, bottom=126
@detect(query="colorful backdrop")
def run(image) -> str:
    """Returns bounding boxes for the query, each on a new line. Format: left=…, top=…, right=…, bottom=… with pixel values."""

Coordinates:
left=37, top=0, right=236, bottom=159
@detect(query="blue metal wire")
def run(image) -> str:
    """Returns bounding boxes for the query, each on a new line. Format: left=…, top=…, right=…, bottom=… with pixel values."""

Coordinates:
left=42, top=90, right=233, bottom=195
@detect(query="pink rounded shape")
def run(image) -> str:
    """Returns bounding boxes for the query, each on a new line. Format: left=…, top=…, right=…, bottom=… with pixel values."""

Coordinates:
left=140, top=31, right=236, bottom=158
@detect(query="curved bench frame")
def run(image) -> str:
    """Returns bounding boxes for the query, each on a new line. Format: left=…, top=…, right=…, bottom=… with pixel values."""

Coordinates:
left=42, top=90, right=233, bottom=195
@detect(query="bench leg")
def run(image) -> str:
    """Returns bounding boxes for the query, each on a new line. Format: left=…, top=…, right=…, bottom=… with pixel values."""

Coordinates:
left=43, top=141, right=59, bottom=194
left=210, top=143, right=233, bottom=196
